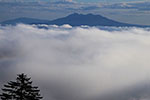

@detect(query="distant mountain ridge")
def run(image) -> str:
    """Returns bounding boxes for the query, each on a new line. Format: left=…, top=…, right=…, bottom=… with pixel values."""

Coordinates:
left=0, top=13, right=149, bottom=27
left=0, top=17, right=49, bottom=25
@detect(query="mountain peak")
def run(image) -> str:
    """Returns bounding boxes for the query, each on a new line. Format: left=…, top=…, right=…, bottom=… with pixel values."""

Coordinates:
left=69, top=13, right=95, bottom=16
left=69, top=13, right=80, bottom=16
left=67, top=13, right=103, bottom=18
left=50, top=13, right=143, bottom=27
left=1, top=13, right=148, bottom=27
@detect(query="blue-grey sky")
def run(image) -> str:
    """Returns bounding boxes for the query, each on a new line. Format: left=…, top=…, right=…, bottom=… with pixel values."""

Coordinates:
left=0, top=0, right=150, bottom=25
left=52, top=0, right=147, bottom=3
left=75, top=0, right=147, bottom=3
left=0, top=0, right=148, bottom=3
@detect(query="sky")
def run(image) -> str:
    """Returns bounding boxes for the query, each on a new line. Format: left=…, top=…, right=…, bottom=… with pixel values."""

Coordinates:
left=76, top=0, right=147, bottom=3
left=0, top=0, right=148, bottom=3
left=0, top=0, right=150, bottom=25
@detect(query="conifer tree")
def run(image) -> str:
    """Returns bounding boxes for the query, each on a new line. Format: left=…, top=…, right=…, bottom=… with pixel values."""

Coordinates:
left=0, top=73, right=42, bottom=100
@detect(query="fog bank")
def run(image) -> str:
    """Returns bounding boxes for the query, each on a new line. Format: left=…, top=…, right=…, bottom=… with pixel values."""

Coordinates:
left=0, top=24, right=150, bottom=100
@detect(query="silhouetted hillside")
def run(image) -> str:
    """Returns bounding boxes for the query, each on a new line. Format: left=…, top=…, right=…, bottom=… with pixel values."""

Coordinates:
left=1, top=13, right=149, bottom=27
left=1, top=17, right=49, bottom=25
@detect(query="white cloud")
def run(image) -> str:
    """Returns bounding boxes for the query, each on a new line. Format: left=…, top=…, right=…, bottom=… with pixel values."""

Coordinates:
left=64, top=0, right=73, bottom=2
left=1, top=24, right=150, bottom=100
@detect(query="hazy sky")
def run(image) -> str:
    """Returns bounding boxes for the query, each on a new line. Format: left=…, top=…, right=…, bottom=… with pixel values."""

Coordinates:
left=76, top=0, right=148, bottom=3
left=0, top=0, right=148, bottom=3
left=0, top=0, right=150, bottom=25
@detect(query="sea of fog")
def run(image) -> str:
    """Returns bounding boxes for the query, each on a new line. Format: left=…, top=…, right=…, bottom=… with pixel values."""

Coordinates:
left=1, top=24, right=150, bottom=100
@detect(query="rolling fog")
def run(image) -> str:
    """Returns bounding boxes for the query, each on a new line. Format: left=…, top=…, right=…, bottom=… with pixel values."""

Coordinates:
left=1, top=24, right=150, bottom=100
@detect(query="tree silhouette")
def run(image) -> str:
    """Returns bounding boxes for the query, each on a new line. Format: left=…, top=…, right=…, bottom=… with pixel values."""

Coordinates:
left=0, top=73, right=43, bottom=100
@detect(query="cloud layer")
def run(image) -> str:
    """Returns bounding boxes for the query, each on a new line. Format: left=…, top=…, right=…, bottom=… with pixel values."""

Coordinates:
left=1, top=24, right=150, bottom=100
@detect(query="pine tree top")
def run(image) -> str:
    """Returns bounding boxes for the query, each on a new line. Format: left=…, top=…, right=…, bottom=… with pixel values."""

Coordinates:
left=0, top=73, right=43, bottom=100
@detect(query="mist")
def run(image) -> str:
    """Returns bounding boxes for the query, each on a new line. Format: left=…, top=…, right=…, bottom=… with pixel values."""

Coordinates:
left=1, top=24, right=150, bottom=100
